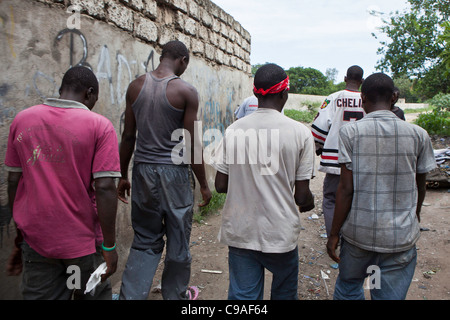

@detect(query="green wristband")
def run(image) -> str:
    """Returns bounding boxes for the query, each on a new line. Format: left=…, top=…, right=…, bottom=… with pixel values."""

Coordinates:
left=102, top=242, right=116, bottom=251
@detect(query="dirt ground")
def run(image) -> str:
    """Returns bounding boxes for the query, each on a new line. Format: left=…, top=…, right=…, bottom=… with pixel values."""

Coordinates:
left=139, top=113, right=450, bottom=301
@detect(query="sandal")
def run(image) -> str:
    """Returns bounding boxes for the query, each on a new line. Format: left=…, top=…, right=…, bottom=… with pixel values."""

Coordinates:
left=187, top=286, right=199, bottom=300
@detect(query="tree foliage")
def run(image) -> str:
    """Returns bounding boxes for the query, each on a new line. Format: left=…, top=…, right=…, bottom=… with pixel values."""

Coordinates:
left=285, top=66, right=345, bottom=95
left=373, top=0, right=450, bottom=100
left=375, top=0, right=448, bottom=77
left=439, top=21, right=450, bottom=71
left=251, top=64, right=345, bottom=96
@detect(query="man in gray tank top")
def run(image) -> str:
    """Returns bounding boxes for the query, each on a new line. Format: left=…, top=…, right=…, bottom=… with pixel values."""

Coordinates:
left=117, top=40, right=212, bottom=300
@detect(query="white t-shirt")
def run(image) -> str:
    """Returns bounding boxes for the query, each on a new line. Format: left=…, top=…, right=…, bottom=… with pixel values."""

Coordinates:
left=234, top=95, right=258, bottom=119
left=211, top=108, right=315, bottom=253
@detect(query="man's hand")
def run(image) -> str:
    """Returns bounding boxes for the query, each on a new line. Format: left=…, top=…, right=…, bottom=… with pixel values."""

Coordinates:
left=198, top=185, right=212, bottom=208
left=326, top=235, right=340, bottom=263
left=117, top=178, right=131, bottom=204
left=6, top=246, right=22, bottom=276
left=299, top=194, right=315, bottom=212
left=101, top=249, right=118, bottom=282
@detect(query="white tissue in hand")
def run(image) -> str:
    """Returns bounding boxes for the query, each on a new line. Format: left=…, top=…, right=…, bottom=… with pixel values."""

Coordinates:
left=84, top=262, right=107, bottom=294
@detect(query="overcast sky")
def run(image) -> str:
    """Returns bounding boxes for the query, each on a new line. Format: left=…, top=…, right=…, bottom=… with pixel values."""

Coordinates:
left=212, top=0, right=410, bottom=82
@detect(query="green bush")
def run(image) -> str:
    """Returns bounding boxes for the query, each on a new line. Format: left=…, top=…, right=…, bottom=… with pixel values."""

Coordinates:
left=415, top=110, right=450, bottom=136
left=193, top=191, right=226, bottom=223
left=415, top=93, right=450, bottom=136
left=284, top=101, right=320, bottom=123
left=428, top=93, right=450, bottom=112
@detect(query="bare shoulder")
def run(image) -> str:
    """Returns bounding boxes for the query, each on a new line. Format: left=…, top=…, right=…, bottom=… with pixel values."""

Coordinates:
left=127, top=74, right=146, bottom=102
left=172, top=77, right=197, bottom=94
left=129, top=74, right=146, bottom=90
left=168, top=78, right=198, bottom=103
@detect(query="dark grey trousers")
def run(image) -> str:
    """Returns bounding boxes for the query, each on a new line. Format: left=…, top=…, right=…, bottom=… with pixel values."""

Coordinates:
left=322, top=173, right=340, bottom=237
left=20, top=242, right=111, bottom=300
left=119, top=163, right=194, bottom=300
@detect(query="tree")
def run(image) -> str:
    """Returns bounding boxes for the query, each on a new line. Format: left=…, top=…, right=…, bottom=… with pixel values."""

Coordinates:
left=373, top=0, right=450, bottom=100
left=439, top=21, right=450, bottom=72
left=375, top=0, right=448, bottom=77
left=285, top=66, right=329, bottom=94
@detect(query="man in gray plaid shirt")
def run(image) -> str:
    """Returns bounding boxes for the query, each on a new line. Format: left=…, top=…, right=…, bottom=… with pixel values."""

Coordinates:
left=327, top=73, right=436, bottom=300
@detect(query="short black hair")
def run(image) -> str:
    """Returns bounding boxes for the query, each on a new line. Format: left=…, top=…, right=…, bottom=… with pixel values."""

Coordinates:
left=361, top=72, right=395, bottom=103
left=346, top=65, right=364, bottom=82
left=254, top=63, right=287, bottom=94
left=161, top=40, right=189, bottom=61
left=60, top=66, right=99, bottom=95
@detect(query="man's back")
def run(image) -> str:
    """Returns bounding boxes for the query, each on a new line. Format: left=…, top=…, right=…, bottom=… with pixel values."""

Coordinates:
left=312, top=89, right=365, bottom=174
left=212, top=109, right=315, bottom=253
left=338, top=110, right=436, bottom=253
left=132, top=72, right=186, bottom=165
left=5, top=99, right=120, bottom=259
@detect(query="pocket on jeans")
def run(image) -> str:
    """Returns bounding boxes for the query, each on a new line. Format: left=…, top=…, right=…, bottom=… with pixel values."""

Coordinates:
left=21, top=242, right=46, bottom=263
left=393, top=246, right=417, bottom=266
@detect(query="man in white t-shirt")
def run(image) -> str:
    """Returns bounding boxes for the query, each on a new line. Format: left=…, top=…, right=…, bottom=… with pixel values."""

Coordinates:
left=234, top=95, right=258, bottom=119
left=212, top=63, right=315, bottom=300
left=311, top=65, right=364, bottom=237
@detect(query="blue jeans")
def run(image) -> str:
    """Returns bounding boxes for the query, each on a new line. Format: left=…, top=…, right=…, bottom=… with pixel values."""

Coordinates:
left=227, top=246, right=298, bottom=300
left=334, top=239, right=417, bottom=300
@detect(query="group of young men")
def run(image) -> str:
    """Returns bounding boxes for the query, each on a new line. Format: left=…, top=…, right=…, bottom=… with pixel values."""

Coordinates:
left=5, top=40, right=436, bottom=300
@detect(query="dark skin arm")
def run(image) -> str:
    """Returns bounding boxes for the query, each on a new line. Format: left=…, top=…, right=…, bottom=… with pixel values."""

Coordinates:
left=6, top=171, right=23, bottom=276
left=215, top=171, right=228, bottom=193
left=416, top=173, right=427, bottom=223
left=94, top=177, right=118, bottom=282
left=294, top=180, right=315, bottom=212
left=117, top=77, right=140, bottom=204
left=326, top=164, right=353, bottom=263
left=175, top=81, right=212, bottom=207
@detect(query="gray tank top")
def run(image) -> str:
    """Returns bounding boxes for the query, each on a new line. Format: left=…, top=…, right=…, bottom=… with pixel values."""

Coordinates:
left=132, top=72, right=185, bottom=165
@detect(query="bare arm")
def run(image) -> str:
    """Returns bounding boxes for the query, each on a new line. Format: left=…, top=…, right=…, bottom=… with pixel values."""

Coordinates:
left=327, top=164, right=353, bottom=263
left=182, top=84, right=212, bottom=207
left=416, top=173, right=427, bottom=223
left=117, top=79, right=140, bottom=203
left=6, top=172, right=23, bottom=276
left=294, top=180, right=314, bottom=212
left=215, top=171, right=228, bottom=193
left=95, top=177, right=118, bottom=281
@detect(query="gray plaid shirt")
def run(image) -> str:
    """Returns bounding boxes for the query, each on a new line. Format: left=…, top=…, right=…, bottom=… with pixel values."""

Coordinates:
left=338, top=110, right=436, bottom=253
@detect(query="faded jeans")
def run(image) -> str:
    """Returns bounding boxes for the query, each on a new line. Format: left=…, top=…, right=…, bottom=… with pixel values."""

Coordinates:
left=334, top=239, right=417, bottom=300
left=227, top=246, right=299, bottom=300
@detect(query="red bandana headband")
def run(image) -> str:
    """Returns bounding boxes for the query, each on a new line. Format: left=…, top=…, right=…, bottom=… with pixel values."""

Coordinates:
left=253, top=76, right=290, bottom=96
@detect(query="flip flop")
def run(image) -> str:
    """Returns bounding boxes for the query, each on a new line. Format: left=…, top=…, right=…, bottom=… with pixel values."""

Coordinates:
left=187, top=286, right=199, bottom=300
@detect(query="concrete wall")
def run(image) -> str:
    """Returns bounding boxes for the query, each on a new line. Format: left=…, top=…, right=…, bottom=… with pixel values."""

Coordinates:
left=0, top=0, right=252, bottom=299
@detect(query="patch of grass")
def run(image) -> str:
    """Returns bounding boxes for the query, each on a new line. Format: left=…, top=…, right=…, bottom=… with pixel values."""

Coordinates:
left=403, top=106, right=435, bottom=114
left=193, top=190, right=226, bottom=223
left=284, top=101, right=321, bottom=123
